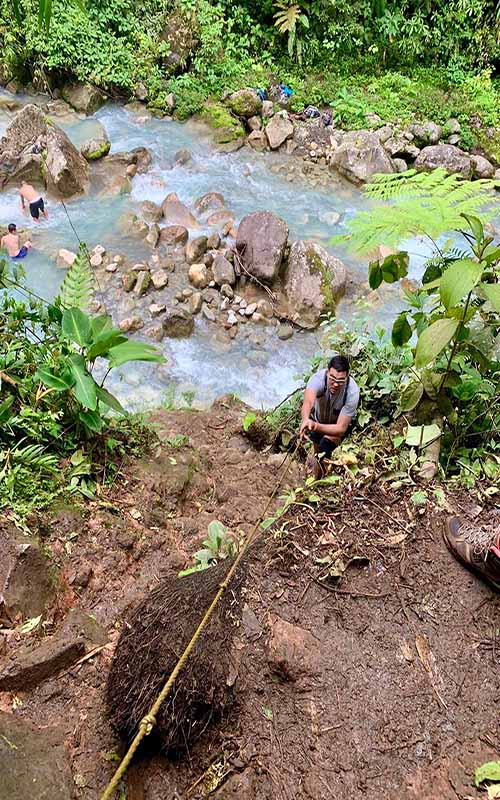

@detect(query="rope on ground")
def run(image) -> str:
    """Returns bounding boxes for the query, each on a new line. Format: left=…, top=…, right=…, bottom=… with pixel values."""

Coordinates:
left=99, top=440, right=300, bottom=800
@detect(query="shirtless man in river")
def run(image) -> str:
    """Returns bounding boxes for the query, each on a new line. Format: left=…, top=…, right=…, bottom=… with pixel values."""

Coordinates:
left=19, top=181, right=48, bottom=222
left=1, top=223, right=32, bottom=259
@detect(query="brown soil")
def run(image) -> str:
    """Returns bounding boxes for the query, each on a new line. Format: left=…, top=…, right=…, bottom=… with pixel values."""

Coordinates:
left=1, top=397, right=499, bottom=800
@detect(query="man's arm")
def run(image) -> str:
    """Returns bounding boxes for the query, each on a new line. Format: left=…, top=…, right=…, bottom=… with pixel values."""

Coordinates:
left=299, top=387, right=317, bottom=437
left=19, top=190, right=25, bottom=209
left=312, top=413, right=352, bottom=439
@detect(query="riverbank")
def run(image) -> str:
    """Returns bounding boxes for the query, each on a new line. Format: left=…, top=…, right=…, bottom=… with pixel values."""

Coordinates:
left=1, top=398, right=498, bottom=800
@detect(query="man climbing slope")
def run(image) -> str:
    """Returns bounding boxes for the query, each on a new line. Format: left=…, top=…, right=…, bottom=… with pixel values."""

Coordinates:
left=19, top=181, right=48, bottom=222
left=299, top=354, right=360, bottom=479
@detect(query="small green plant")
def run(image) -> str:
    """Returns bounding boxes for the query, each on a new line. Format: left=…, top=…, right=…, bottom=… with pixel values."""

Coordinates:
left=178, top=520, right=237, bottom=577
left=474, top=760, right=500, bottom=798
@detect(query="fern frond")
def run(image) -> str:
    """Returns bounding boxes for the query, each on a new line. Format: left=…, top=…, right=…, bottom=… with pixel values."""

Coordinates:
left=5, top=442, right=59, bottom=471
left=273, top=2, right=301, bottom=33
left=58, top=244, right=94, bottom=311
left=345, top=169, right=500, bottom=254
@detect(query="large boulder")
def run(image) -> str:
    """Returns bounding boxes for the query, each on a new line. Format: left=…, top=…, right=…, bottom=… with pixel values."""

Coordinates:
left=265, top=113, right=294, bottom=150
left=471, top=154, right=495, bottom=179
left=0, top=712, right=74, bottom=800
left=159, top=224, right=188, bottom=246
left=226, top=88, right=262, bottom=118
left=330, top=130, right=395, bottom=185
left=408, top=121, right=442, bottom=146
left=44, top=124, right=90, bottom=196
left=80, top=136, right=111, bottom=161
left=161, top=192, right=199, bottom=228
left=0, top=523, right=55, bottom=624
left=0, top=105, right=45, bottom=188
left=160, top=9, right=199, bottom=71
left=61, top=81, right=106, bottom=115
left=414, top=145, right=472, bottom=178
left=236, top=211, right=289, bottom=284
left=194, top=191, right=225, bottom=214
left=279, top=240, right=347, bottom=329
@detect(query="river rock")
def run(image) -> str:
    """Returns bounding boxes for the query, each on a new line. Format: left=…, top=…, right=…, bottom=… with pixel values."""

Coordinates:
left=262, top=100, right=274, bottom=118
left=90, top=251, right=103, bottom=267
left=207, top=232, right=221, bottom=249
left=119, top=316, right=144, bottom=332
left=151, top=269, right=169, bottom=289
left=188, top=262, right=209, bottom=288
left=140, top=200, right=163, bottom=223
left=162, top=307, right=194, bottom=337
left=159, top=224, right=189, bottom=246
left=174, top=148, right=191, bottom=165
left=280, top=240, right=347, bottom=329
left=0, top=523, right=55, bottom=624
left=0, top=712, right=74, bottom=800
left=188, top=292, right=203, bottom=314
left=247, top=115, right=261, bottom=132
left=383, top=136, right=420, bottom=160
left=330, top=130, right=395, bottom=185
left=221, top=283, right=234, bottom=299
left=80, top=136, right=111, bottom=160
left=408, top=121, right=442, bottom=146
left=471, top=154, right=495, bottom=178
left=414, top=144, right=472, bottom=178
left=149, top=303, right=166, bottom=317
left=61, top=81, right=106, bottom=114
left=161, top=192, right=199, bottom=227
left=45, top=124, right=90, bottom=196
left=266, top=113, right=294, bottom=150
left=131, top=219, right=149, bottom=239
left=122, top=271, right=137, bottom=292
left=226, top=311, right=238, bottom=326
left=236, top=211, right=289, bottom=284
left=145, top=224, right=160, bottom=248
left=202, top=302, right=216, bottom=321
left=212, top=254, right=235, bottom=286
left=226, top=88, right=262, bottom=118
left=207, top=209, right=235, bottom=227
left=134, top=271, right=151, bottom=296
left=186, top=235, right=208, bottom=264
left=248, top=130, right=267, bottom=152
left=277, top=323, right=293, bottom=340
left=194, top=191, right=225, bottom=214
left=393, top=157, right=408, bottom=172
left=56, top=248, right=77, bottom=268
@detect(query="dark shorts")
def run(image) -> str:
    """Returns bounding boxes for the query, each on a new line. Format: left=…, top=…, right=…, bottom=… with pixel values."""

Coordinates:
left=308, top=430, right=338, bottom=459
left=12, top=246, right=28, bottom=259
left=29, top=197, right=44, bottom=219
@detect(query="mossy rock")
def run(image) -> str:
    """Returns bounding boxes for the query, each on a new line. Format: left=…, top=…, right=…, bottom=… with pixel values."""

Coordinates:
left=201, top=102, right=245, bottom=143
left=475, top=129, right=500, bottom=165
left=81, top=137, right=111, bottom=161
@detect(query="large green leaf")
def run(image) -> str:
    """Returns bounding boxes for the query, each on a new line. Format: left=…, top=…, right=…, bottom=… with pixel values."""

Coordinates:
left=0, top=395, right=14, bottom=424
left=405, top=423, right=441, bottom=448
left=96, top=385, right=126, bottom=414
left=439, top=259, right=483, bottom=309
left=91, top=314, right=114, bottom=339
left=69, top=355, right=97, bottom=410
left=415, top=318, right=460, bottom=368
left=482, top=283, right=500, bottom=312
left=62, top=307, right=92, bottom=347
left=108, top=341, right=166, bottom=368
left=86, top=331, right=127, bottom=361
left=392, top=312, right=412, bottom=347
left=36, top=367, right=75, bottom=391
left=79, top=409, right=103, bottom=433
left=400, top=381, right=423, bottom=411
left=475, top=761, right=500, bottom=788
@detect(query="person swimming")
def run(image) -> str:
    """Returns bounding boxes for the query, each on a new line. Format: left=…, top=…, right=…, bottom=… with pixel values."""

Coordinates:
left=19, top=181, right=48, bottom=222
left=1, top=223, right=32, bottom=259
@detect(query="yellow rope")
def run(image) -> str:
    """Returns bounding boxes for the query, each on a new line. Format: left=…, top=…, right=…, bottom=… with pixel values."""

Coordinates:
left=99, top=443, right=300, bottom=800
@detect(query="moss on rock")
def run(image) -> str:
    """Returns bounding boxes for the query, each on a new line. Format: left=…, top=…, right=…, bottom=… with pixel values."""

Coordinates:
left=201, top=102, right=244, bottom=143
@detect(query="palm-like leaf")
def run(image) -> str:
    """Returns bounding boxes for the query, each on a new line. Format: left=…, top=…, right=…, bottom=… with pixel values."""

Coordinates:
left=340, top=169, right=500, bottom=253
left=58, top=244, right=94, bottom=311
left=273, top=2, right=301, bottom=33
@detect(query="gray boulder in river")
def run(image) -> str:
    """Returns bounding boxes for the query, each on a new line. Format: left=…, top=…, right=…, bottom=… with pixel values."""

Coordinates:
left=61, top=81, right=106, bottom=115
left=236, top=210, right=289, bottom=284
left=330, top=129, right=395, bottom=185
left=414, top=144, right=472, bottom=178
left=279, top=240, right=347, bottom=329
left=0, top=104, right=89, bottom=196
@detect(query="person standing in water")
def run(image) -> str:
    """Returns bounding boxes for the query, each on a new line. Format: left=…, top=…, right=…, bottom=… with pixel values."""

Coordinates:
left=19, top=181, right=48, bottom=222
left=1, top=223, right=32, bottom=259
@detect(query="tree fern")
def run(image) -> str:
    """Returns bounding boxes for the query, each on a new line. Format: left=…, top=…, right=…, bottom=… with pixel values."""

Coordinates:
left=58, top=244, right=94, bottom=311
left=340, top=169, right=500, bottom=254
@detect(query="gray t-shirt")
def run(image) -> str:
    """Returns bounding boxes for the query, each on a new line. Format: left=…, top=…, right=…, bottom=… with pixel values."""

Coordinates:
left=306, top=369, right=360, bottom=423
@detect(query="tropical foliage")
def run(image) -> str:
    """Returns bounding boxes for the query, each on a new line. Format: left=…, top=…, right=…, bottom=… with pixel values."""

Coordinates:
left=342, top=169, right=500, bottom=482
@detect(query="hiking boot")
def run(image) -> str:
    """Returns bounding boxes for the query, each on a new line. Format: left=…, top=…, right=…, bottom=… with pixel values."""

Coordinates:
left=443, top=516, right=500, bottom=590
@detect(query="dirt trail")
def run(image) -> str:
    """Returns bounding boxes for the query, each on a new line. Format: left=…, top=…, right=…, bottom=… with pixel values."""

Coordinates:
left=1, top=398, right=499, bottom=800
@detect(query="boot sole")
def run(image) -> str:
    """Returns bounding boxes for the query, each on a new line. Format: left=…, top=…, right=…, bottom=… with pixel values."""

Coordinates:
left=442, top=527, right=500, bottom=592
